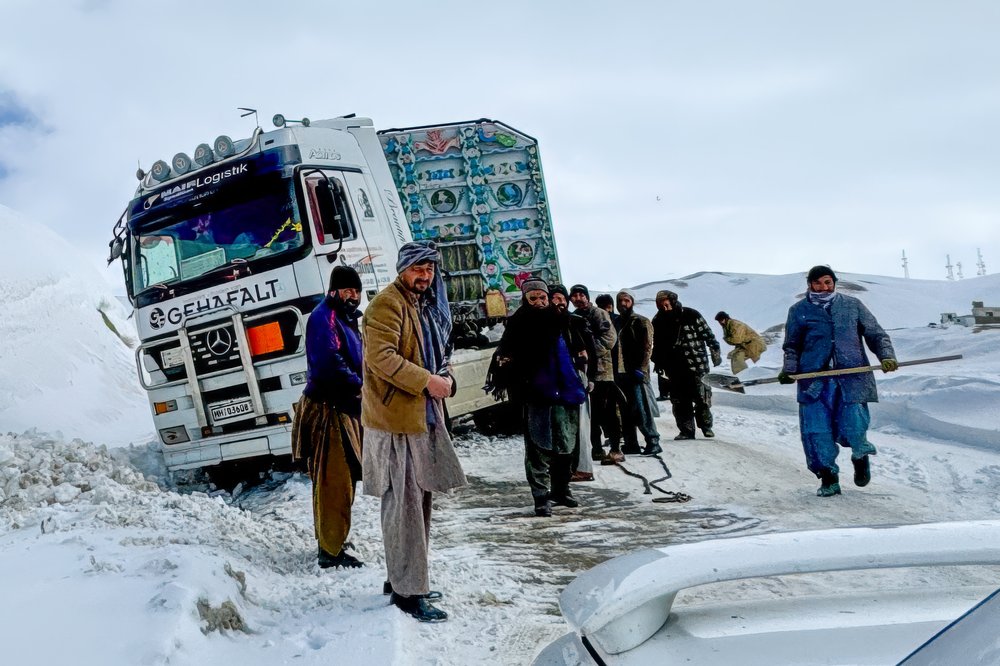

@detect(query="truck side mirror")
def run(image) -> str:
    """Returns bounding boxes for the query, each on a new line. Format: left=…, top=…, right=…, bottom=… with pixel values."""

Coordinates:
left=108, top=238, right=124, bottom=264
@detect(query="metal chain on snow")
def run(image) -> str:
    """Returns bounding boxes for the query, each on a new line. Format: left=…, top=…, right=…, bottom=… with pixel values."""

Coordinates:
left=613, top=455, right=692, bottom=503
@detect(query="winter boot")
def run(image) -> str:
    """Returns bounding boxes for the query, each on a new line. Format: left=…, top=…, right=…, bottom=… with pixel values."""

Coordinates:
left=550, top=491, right=579, bottom=508
left=534, top=496, right=552, bottom=517
left=853, top=455, right=871, bottom=487
left=601, top=450, right=625, bottom=465
left=641, top=442, right=663, bottom=456
left=674, top=431, right=695, bottom=440
left=817, top=471, right=841, bottom=497
left=390, top=592, right=448, bottom=622
left=621, top=439, right=642, bottom=455
left=701, top=428, right=715, bottom=438
left=570, top=471, right=594, bottom=482
left=318, top=546, right=364, bottom=569
left=383, top=581, right=442, bottom=600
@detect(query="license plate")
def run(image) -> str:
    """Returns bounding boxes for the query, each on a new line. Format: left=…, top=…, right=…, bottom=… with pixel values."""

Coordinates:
left=160, top=347, right=184, bottom=369
left=209, top=398, right=254, bottom=424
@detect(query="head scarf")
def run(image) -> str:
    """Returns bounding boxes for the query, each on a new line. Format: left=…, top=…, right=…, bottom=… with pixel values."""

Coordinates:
left=396, top=241, right=452, bottom=370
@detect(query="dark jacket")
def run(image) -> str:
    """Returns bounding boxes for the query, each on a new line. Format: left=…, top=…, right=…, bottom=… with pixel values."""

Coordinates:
left=616, top=310, right=654, bottom=379
left=303, top=293, right=363, bottom=415
left=652, top=306, right=720, bottom=378
left=497, top=305, right=588, bottom=405
left=782, top=293, right=895, bottom=404
left=570, top=312, right=598, bottom=382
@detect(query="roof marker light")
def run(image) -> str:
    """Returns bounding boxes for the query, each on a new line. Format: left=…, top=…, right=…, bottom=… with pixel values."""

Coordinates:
left=214, top=135, right=235, bottom=158
left=150, top=160, right=171, bottom=182
left=193, top=143, right=215, bottom=167
left=172, top=153, right=192, bottom=175
left=272, top=114, right=286, bottom=128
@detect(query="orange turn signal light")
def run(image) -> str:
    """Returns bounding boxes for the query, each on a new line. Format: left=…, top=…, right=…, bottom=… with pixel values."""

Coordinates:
left=248, top=321, right=284, bottom=356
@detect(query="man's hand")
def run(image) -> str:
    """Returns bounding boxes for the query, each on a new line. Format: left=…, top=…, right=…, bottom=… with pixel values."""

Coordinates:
left=777, top=371, right=795, bottom=385
left=587, top=381, right=595, bottom=393
left=426, top=374, right=453, bottom=399
left=881, top=358, right=899, bottom=373
left=711, top=350, right=723, bottom=367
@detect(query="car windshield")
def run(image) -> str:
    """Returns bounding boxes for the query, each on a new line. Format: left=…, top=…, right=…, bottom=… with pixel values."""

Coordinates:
left=132, top=179, right=302, bottom=293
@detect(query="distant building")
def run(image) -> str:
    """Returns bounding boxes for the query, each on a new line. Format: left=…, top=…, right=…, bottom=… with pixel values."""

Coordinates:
left=971, top=301, right=1000, bottom=324
left=940, top=301, right=999, bottom=327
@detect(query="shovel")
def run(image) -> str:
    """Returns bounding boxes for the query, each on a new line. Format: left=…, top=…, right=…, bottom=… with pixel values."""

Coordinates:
left=703, top=354, right=964, bottom=394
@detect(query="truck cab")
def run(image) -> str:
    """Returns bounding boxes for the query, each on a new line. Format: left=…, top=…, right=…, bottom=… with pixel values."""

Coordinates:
left=111, top=117, right=411, bottom=471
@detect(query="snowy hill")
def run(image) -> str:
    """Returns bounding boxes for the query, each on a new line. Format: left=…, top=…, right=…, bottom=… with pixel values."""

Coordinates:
left=0, top=205, right=152, bottom=445
left=630, top=269, right=1000, bottom=331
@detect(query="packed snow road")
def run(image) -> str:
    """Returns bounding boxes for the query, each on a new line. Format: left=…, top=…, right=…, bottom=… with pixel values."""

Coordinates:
left=3, top=394, right=1000, bottom=665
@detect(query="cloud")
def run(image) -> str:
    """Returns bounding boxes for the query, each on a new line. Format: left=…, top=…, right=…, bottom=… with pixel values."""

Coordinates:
left=0, top=0, right=998, bottom=291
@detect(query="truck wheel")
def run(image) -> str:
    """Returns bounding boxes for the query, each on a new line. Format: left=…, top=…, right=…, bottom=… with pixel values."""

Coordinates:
left=472, top=402, right=523, bottom=436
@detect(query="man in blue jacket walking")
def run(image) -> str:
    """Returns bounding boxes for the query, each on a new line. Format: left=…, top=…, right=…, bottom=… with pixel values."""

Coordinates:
left=291, top=265, right=366, bottom=567
left=780, top=266, right=899, bottom=497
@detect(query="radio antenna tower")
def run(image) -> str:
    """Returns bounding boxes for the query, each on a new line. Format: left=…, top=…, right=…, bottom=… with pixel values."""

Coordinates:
left=956, top=261, right=964, bottom=279
left=945, top=255, right=955, bottom=281
left=977, top=248, right=987, bottom=276
left=901, top=250, right=910, bottom=278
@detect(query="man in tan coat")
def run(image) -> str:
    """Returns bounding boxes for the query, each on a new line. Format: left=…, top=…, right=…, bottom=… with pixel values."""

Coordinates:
left=715, top=311, right=767, bottom=374
left=361, top=241, right=466, bottom=623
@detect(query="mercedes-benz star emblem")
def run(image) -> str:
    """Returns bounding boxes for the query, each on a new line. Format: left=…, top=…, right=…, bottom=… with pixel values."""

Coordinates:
left=207, top=329, right=233, bottom=356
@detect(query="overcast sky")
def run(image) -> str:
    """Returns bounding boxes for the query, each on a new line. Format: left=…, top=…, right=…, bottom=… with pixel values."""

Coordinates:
left=2, top=0, right=998, bottom=291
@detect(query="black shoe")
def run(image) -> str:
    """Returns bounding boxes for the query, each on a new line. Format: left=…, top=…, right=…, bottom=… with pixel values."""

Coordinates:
left=550, top=494, right=579, bottom=508
left=817, top=471, right=842, bottom=497
left=853, top=456, right=871, bottom=487
left=640, top=443, right=663, bottom=456
left=318, top=547, right=364, bottom=569
left=674, top=432, right=695, bottom=440
left=534, top=498, right=552, bottom=517
left=383, top=581, right=442, bottom=600
left=701, top=428, right=715, bottom=438
left=390, top=592, right=448, bottom=622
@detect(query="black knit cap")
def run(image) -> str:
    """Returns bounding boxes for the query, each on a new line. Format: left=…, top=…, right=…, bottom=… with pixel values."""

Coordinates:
left=715, top=311, right=730, bottom=322
left=806, top=265, right=838, bottom=284
left=569, top=284, right=589, bottom=298
left=549, top=283, right=570, bottom=299
left=329, top=265, right=362, bottom=292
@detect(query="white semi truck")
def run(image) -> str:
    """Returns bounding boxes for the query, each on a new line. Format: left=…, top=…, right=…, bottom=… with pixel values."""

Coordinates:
left=109, top=114, right=561, bottom=472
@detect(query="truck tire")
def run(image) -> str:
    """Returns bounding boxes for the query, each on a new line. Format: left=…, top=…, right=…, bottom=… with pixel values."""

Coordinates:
left=471, top=401, right=523, bottom=436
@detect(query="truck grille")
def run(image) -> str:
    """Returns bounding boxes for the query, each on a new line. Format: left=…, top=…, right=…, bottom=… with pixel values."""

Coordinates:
left=189, top=324, right=243, bottom=375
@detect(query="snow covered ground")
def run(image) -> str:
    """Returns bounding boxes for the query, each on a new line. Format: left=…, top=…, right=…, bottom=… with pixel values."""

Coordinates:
left=1, top=207, right=999, bottom=664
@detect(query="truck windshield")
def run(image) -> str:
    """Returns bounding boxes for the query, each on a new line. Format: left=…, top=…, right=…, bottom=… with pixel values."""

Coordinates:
left=132, top=179, right=303, bottom=294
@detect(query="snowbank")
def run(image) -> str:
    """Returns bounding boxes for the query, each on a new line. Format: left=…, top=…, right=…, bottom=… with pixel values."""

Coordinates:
left=0, top=205, right=152, bottom=446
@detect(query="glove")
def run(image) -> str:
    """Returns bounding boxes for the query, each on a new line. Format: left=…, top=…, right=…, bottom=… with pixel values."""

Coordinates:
left=632, top=369, right=646, bottom=383
left=711, top=350, right=722, bottom=367
left=881, top=358, right=899, bottom=373
left=777, top=371, right=795, bottom=385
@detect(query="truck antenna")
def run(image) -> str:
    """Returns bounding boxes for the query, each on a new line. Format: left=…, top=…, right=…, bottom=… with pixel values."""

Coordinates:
left=238, top=107, right=260, bottom=129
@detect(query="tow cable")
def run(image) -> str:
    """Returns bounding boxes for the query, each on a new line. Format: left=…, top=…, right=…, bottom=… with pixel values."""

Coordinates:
left=612, top=454, right=692, bottom=503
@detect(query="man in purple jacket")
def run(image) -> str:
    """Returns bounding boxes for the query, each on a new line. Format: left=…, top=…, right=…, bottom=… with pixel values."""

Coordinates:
left=291, top=265, right=366, bottom=568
